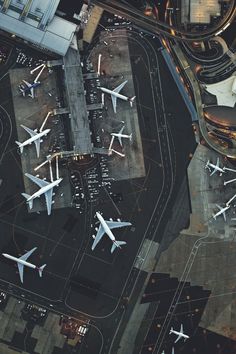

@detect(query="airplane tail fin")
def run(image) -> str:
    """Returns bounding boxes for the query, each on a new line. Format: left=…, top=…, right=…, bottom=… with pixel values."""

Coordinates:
left=38, top=264, right=46, bottom=277
left=21, top=193, right=33, bottom=209
left=111, top=241, right=127, bottom=254
left=129, top=96, right=136, bottom=107
left=15, top=141, right=23, bottom=153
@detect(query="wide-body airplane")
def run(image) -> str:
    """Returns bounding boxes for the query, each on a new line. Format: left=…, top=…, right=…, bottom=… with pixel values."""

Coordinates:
left=111, top=126, right=132, bottom=147
left=22, top=173, right=62, bottom=215
left=92, top=212, right=132, bottom=253
left=100, top=80, right=136, bottom=113
left=205, top=157, right=225, bottom=176
left=15, top=124, right=50, bottom=158
left=169, top=324, right=189, bottom=343
left=2, top=247, right=46, bottom=283
left=19, top=80, right=40, bottom=98
left=212, top=204, right=230, bottom=221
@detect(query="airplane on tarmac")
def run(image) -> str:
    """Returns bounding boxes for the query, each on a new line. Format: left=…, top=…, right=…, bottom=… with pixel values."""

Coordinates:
left=19, top=63, right=46, bottom=98
left=205, top=157, right=225, bottom=176
left=169, top=324, right=189, bottom=343
left=2, top=247, right=46, bottom=283
left=15, top=124, right=50, bottom=158
left=100, top=80, right=136, bottom=113
left=22, top=173, right=62, bottom=215
left=111, top=126, right=132, bottom=147
left=19, top=80, right=40, bottom=98
left=212, top=204, right=230, bottom=221
left=91, top=212, right=132, bottom=253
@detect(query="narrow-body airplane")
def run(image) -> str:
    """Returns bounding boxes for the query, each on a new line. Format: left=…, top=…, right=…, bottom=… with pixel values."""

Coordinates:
left=100, top=80, right=136, bottom=113
left=92, top=212, right=131, bottom=253
left=19, top=80, right=40, bottom=98
left=15, top=124, right=50, bottom=158
left=205, top=157, right=225, bottom=176
left=170, top=324, right=189, bottom=343
left=212, top=204, right=230, bottom=221
left=111, top=126, right=132, bottom=147
left=2, top=247, right=46, bottom=283
left=22, top=173, right=62, bottom=215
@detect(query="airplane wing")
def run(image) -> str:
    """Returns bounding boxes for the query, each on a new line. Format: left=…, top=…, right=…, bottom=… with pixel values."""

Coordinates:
left=92, top=224, right=105, bottom=250
left=19, top=247, right=37, bottom=261
left=21, top=125, right=38, bottom=137
left=113, top=80, right=128, bottom=93
left=105, top=220, right=132, bottom=230
left=223, top=211, right=226, bottom=222
left=210, top=167, right=217, bottom=176
left=34, top=138, right=41, bottom=158
left=25, top=173, right=49, bottom=188
left=111, top=95, right=118, bottom=113
left=210, top=158, right=220, bottom=176
left=44, top=188, right=53, bottom=215
left=118, top=136, right=123, bottom=146
left=22, top=80, right=31, bottom=87
left=118, top=126, right=125, bottom=146
left=18, top=247, right=37, bottom=283
left=118, top=126, right=125, bottom=135
left=30, top=87, right=35, bottom=98
left=174, top=334, right=182, bottom=344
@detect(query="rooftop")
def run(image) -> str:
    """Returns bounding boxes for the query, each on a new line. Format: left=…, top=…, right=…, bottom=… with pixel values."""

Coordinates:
left=205, top=74, right=236, bottom=108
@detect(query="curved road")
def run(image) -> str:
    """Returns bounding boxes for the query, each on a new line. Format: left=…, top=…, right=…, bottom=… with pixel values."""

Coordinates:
left=91, top=0, right=236, bottom=42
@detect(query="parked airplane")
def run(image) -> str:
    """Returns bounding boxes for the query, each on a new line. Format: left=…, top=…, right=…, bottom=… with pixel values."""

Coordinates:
left=19, top=80, right=40, bottom=98
left=92, top=212, right=131, bottom=253
left=100, top=80, right=136, bottom=113
left=205, top=158, right=225, bottom=176
left=111, top=126, right=132, bottom=147
left=22, top=173, right=62, bottom=215
left=2, top=247, right=46, bottom=283
left=169, top=324, right=189, bottom=343
left=15, top=125, right=50, bottom=158
left=212, top=204, right=230, bottom=221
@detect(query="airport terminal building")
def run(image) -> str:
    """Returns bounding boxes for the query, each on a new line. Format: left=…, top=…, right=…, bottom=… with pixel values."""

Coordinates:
left=0, top=0, right=77, bottom=55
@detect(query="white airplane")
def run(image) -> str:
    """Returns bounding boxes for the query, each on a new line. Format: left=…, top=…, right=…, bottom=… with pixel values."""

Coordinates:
left=92, top=212, right=132, bottom=253
left=169, top=324, right=189, bottom=343
left=15, top=124, right=50, bottom=158
left=22, top=173, right=62, bottom=215
left=205, top=158, right=225, bottom=176
left=19, top=80, right=41, bottom=98
left=2, top=247, right=46, bottom=283
left=111, top=126, right=132, bottom=147
left=100, top=80, right=136, bottom=113
left=212, top=204, right=230, bottom=221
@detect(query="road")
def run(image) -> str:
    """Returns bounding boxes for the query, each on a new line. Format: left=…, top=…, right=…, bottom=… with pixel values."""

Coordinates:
left=91, top=0, right=236, bottom=42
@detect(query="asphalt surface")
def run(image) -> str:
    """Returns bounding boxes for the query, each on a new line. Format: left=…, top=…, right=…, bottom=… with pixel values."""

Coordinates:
left=0, top=26, right=196, bottom=354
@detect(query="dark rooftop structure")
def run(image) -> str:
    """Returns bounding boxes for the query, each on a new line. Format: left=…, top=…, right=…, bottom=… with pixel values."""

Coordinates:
left=204, top=106, right=236, bottom=128
left=63, top=48, right=93, bottom=155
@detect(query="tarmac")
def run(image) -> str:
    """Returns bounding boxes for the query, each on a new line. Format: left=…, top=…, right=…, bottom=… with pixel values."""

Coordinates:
left=89, top=28, right=145, bottom=181
left=9, top=67, right=72, bottom=214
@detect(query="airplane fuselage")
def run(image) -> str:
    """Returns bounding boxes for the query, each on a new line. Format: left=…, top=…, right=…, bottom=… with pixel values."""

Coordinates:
left=96, top=212, right=115, bottom=241
left=2, top=253, right=38, bottom=271
left=213, top=206, right=230, bottom=219
left=23, top=81, right=40, bottom=91
left=19, top=129, right=50, bottom=148
left=27, top=178, right=62, bottom=202
left=100, top=87, right=129, bottom=102
left=170, top=329, right=189, bottom=340
left=111, top=133, right=132, bottom=139
left=207, top=162, right=224, bottom=173
left=96, top=212, right=122, bottom=248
